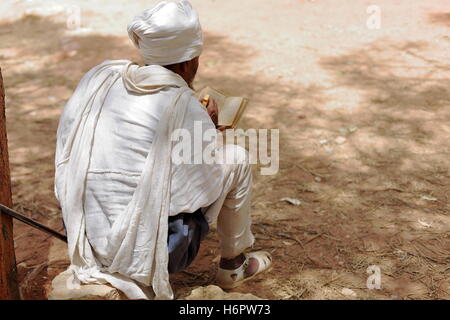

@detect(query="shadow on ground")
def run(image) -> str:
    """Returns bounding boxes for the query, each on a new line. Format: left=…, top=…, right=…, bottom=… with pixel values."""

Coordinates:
left=428, top=11, right=450, bottom=28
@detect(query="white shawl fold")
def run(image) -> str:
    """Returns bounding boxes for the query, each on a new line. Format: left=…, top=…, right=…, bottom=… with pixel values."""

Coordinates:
left=55, top=60, right=193, bottom=300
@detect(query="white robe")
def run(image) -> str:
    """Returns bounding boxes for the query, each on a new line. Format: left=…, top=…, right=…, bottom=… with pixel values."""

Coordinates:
left=55, top=60, right=223, bottom=299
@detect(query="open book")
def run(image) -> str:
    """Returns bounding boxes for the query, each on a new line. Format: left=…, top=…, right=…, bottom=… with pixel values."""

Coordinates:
left=197, top=86, right=249, bottom=128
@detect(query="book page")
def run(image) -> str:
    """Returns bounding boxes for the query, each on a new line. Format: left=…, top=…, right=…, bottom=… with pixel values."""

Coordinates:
left=197, top=87, right=226, bottom=107
left=231, top=98, right=248, bottom=128
left=220, top=96, right=244, bottom=126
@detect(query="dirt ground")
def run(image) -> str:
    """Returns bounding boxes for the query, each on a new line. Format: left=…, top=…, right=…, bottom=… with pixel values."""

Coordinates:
left=1, top=0, right=449, bottom=300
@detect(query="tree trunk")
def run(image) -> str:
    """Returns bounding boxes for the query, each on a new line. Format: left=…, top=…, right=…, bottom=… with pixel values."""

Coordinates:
left=0, top=68, right=20, bottom=299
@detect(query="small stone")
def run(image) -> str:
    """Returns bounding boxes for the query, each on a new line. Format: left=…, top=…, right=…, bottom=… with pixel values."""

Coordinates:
left=182, top=285, right=263, bottom=300
left=47, top=269, right=126, bottom=300
left=66, top=50, right=78, bottom=57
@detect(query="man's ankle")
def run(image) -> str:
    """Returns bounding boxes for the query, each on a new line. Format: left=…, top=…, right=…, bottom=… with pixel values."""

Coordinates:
left=219, top=253, right=246, bottom=270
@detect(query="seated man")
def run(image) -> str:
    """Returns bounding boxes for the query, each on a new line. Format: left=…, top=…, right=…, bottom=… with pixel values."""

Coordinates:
left=54, top=0, right=271, bottom=300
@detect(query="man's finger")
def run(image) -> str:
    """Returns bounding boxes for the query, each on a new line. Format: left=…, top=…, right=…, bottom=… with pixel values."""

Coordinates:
left=206, top=98, right=216, bottom=108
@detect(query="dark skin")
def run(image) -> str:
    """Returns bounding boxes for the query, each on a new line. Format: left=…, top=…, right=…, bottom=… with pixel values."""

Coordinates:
left=162, top=57, right=259, bottom=275
left=163, top=57, right=226, bottom=130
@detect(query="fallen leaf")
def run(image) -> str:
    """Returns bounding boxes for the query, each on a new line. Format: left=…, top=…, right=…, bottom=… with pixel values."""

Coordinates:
left=421, top=195, right=437, bottom=201
left=418, top=218, right=432, bottom=228
left=348, top=126, right=358, bottom=133
left=339, top=126, right=358, bottom=135
left=280, top=197, right=301, bottom=206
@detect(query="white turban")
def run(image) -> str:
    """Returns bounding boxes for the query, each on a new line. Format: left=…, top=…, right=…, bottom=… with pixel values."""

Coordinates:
left=127, top=0, right=203, bottom=66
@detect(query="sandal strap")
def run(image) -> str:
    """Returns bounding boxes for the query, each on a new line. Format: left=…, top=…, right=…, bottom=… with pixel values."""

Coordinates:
left=216, top=256, right=249, bottom=284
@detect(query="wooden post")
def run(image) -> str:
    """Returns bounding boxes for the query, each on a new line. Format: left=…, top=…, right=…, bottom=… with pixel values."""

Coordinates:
left=0, top=68, right=20, bottom=299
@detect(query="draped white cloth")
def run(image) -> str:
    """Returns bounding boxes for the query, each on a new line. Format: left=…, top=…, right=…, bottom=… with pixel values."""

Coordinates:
left=54, top=60, right=223, bottom=300
left=127, top=0, right=203, bottom=66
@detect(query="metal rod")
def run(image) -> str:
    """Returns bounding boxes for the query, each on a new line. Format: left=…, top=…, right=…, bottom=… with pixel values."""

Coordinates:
left=0, top=204, right=67, bottom=243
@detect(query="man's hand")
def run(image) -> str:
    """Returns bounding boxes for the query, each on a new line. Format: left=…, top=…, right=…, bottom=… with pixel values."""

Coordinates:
left=200, top=96, right=226, bottom=131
